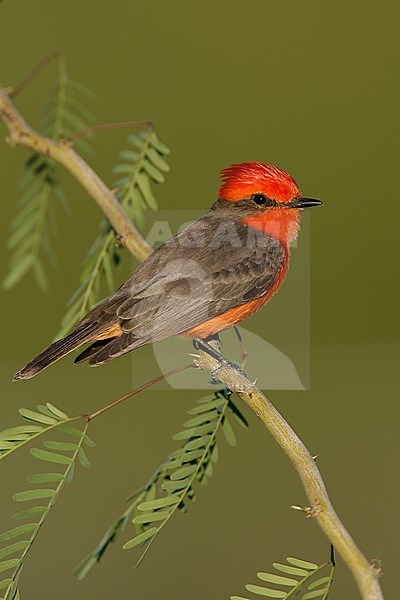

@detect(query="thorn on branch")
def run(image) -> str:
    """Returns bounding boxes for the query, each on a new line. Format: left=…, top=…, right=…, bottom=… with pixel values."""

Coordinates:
left=290, top=502, right=322, bottom=518
left=115, top=233, right=124, bottom=248
left=370, top=558, right=383, bottom=577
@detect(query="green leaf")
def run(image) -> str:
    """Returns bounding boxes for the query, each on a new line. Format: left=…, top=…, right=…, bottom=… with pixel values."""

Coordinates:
left=257, top=572, right=297, bottom=586
left=10, top=199, right=39, bottom=229
left=112, top=164, right=133, bottom=175
left=0, top=426, right=43, bottom=440
left=102, top=252, right=115, bottom=292
left=228, top=398, right=249, bottom=428
left=65, top=95, right=95, bottom=123
left=161, top=478, right=191, bottom=493
left=222, top=417, right=237, bottom=447
left=143, top=159, right=165, bottom=183
left=68, top=80, right=96, bottom=100
left=12, top=507, right=47, bottom=521
left=44, top=441, right=78, bottom=452
left=74, top=555, right=97, bottom=580
left=302, top=590, right=328, bottom=599
left=137, top=496, right=180, bottom=512
left=172, top=430, right=192, bottom=442
left=0, top=579, right=12, bottom=592
left=37, top=405, right=59, bottom=419
left=245, top=584, right=286, bottom=598
left=196, top=393, right=219, bottom=403
left=27, top=473, right=64, bottom=484
left=185, top=436, right=212, bottom=451
left=132, top=511, right=170, bottom=525
left=18, top=409, right=56, bottom=425
left=146, top=147, right=170, bottom=171
left=187, top=397, right=226, bottom=414
left=181, top=449, right=205, bottom=463
left=78, top=448, right=91, bottom=469
left=13, top=489, right=55, bottom=502
left=146, top=132, right=170, bottom=155
left=57, top=424, right=95, bottom=447
left=0, top=541, right=30, bottom=560
left=287, top=557, right=318, bottom=570
left=0, top=442, right=16, bottom=450
left=183, top=411, right=219, bottom=427
left=127, top=134, right=144, bottom=150
left=0, top=524, right=38, bottom=542
left=7, top=218, right=35, bottom=250
left=168, top=448, right=186, bottom=459
left=63, top=112, right=91, bottom=133
left=272, top=563, right=309, bottom=577
left=308, top=577, right=330, bottom=590
left=2, top=255, right=34, bottom=290
left=45, top=403, right=68, bottom=420
left=32, top=258, right=49, bottom=292
left=30, top=448, right=72, bottom=464
left=205, top=460, right=213, bottom=478
left=210, top=443, right=219, bottom=465
left=137, top=173, right=157, bottom=210
left=173, top=422, right=217, bottom=441
left=123, top=527, right=157, bottom=550
left=66, top=462, right=75, bottom=484
left=0, top=559, right=20, bottom=573
left=163, top=458, right=183, bottom=470
left=170, top=465, right=197, bottom=481
left=119, top=149, right=140, bottom=161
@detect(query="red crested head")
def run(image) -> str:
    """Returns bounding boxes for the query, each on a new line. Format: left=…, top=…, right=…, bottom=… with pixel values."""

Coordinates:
left=218, top=162, right=301, bottom=203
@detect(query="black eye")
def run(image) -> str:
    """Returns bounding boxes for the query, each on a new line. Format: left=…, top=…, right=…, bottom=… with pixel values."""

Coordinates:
left=252, top=193, right=272, bottom=206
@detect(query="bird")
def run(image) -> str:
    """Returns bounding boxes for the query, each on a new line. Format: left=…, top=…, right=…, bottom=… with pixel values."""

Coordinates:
left=13, top=162, right=322, bottom=381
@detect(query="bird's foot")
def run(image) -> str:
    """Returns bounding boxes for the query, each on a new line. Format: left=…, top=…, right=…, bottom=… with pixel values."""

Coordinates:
left=193, top=337, right=248, bottom=382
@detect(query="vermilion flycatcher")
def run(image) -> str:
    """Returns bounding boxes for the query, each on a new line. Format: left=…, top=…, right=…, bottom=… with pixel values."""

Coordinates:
left=13, top=162, right=322, bottom=381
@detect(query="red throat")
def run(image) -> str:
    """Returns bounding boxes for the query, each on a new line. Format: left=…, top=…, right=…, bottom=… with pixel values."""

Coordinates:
left=243, top=209, right=301, bottom=245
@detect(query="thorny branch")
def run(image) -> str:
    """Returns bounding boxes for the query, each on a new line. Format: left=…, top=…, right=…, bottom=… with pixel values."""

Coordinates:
left=194, top=344, right=383, bottom=600
left=0, top=80, right=383, bottom=600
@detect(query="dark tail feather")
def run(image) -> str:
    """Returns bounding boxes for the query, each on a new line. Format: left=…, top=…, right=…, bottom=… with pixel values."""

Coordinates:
left=13, top=323, right=97, bottom=381
left=74, top=338, right=117, bottom=364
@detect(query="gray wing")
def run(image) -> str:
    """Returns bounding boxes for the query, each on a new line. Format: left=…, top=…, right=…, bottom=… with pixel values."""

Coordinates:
left=83, top=212, right=286, bottom=366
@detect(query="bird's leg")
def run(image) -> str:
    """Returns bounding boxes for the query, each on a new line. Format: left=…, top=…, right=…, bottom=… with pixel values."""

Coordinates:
left=193, top=336, right=224, bottom=363
left=233, top=326, right=248, bottom=369
left=193, top=336, right=247, bottom=382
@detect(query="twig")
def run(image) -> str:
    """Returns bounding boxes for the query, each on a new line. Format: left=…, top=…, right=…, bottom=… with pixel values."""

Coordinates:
left=65, top=119, right=154, bottom=143
left=194, top=344, right=383, bottom=600
left=7, top=50, right=63, bottom=98
left=0, top=87, right=151, bottom=262
left=87, top=364, right=193, bottom=421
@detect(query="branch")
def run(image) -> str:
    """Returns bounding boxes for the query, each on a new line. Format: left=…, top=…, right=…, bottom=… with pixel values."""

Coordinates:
left=195, top=347, right=383, bottom=600
left=0, top=87, right=151, bottom=262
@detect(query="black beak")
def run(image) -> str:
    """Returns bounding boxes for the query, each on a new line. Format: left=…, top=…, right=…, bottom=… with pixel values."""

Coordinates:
left=291, top=197, right=323, bottom=209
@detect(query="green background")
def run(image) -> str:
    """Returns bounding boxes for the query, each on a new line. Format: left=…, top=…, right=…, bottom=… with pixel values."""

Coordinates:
left=1, top=1, right=398, bottom=598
